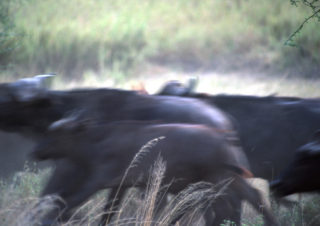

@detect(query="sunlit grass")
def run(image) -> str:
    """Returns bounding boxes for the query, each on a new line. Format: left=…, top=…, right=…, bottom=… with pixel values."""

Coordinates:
left=50, top=69, right=320, bottom=99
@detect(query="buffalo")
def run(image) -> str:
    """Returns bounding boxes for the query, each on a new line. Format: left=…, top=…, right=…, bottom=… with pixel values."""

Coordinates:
left=0, top=77, right=233, bottom=136
left=270, top=131, right=320, bottom=197
left=0, top=76, right=239, bottom=179
left=0, top=76, right=249, bottom=224
left=157, top=80, right=320, bottom=181
left=32, top=117, right=278, bottom=226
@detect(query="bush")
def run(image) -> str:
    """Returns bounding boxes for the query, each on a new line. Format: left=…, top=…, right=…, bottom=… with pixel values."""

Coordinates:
left=3, top=0, right=320, bottom=79
left=0, top=0, right=20, bottom=71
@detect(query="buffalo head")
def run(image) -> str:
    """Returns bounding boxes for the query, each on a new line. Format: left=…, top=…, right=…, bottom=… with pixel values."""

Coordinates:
left=0, top=75, right=57, bottom=135
left=270, top=130, right=320, bottom=196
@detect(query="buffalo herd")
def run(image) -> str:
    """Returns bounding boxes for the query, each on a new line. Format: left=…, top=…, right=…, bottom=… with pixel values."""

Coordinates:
left=1, top=76, right=320, bottom=225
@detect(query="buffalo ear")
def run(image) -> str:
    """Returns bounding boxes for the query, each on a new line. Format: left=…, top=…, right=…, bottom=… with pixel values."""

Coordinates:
left=8, top=74, right=55, bottom=102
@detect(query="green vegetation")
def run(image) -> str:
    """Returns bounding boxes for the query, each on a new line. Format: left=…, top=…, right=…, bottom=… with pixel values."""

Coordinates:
left=0, top=0, right=20, bottom=71
left=270, top=195, right=320, bottom=226
left=1, top=0, right=318, bottom=81
left=286, top=0, right=320, bottom=46
left=0, top=165, right=51, bottom=226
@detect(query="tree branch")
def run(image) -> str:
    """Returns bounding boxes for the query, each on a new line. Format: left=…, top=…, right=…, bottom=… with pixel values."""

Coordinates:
left=285, top=7, right=320, bottom=46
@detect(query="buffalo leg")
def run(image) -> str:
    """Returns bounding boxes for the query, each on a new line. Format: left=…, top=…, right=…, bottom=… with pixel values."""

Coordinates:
left=231, top=178, right=279, bottom=226
left=211, top=194, right=241, bottom=226
left=40, top=161, right=86, bottom=225
left=41, top=160, right=81, bottom=196
left=40, top=164, right=99, bottom=225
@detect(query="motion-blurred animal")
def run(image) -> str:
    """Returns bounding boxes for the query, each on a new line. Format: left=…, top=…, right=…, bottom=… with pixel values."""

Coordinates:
left=271, top=131, right=320, bottom=197
left=0, top=76, right=248, bottom=224
left=157, top=80, right=320, bottom=181
left=0, top=77, right=233, bottom=136
left=0, top=76, right=236, bottom=178
left=32, top=118, right=277, bottom=226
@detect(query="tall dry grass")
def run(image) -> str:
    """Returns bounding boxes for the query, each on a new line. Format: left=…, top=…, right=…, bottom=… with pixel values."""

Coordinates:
left=0, top=159, right=226, bottom=226
left=0, top=138, right=228, bottom=226
left=2, top=138, right=320, bottom=226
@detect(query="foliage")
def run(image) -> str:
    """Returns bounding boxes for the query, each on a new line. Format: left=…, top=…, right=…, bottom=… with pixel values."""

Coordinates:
left=0, top=0, right=20, bottom=71
left=286, top=0, right=320, bottom=46
left=0, top=164, right=50, bottom=203
left=0, top=0, right=319, bottom=79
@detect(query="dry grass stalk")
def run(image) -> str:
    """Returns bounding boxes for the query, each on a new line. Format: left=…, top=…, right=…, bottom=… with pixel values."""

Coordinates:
left=0, top=137, right=232, bottom=226
left=135, top=156, right=166, bottom=226
left=157, top=179, right=233, bottom=226
left=111, top=136, right=165, bottom=224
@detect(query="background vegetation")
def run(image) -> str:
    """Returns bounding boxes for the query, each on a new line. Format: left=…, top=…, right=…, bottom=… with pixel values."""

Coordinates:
left=0, top=0, right=319, bottom=81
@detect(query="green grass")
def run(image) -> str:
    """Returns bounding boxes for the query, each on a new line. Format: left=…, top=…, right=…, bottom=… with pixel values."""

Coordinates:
left=1, top=0, right=319, bottom=80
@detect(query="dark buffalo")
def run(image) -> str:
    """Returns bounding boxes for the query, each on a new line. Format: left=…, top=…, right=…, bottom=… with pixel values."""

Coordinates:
left=0, top=76, right=249, bottom=224
left=270, top=131, right=320, bottom=197
left=157, top=80, right=320, bottom=181
left=32, top=118, right=278, bottom=226
left=0, top=76, right=239, bottom=179
left=0, top=78, right=233, bottom=135
left=0, top=75, right=55, bottom=178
